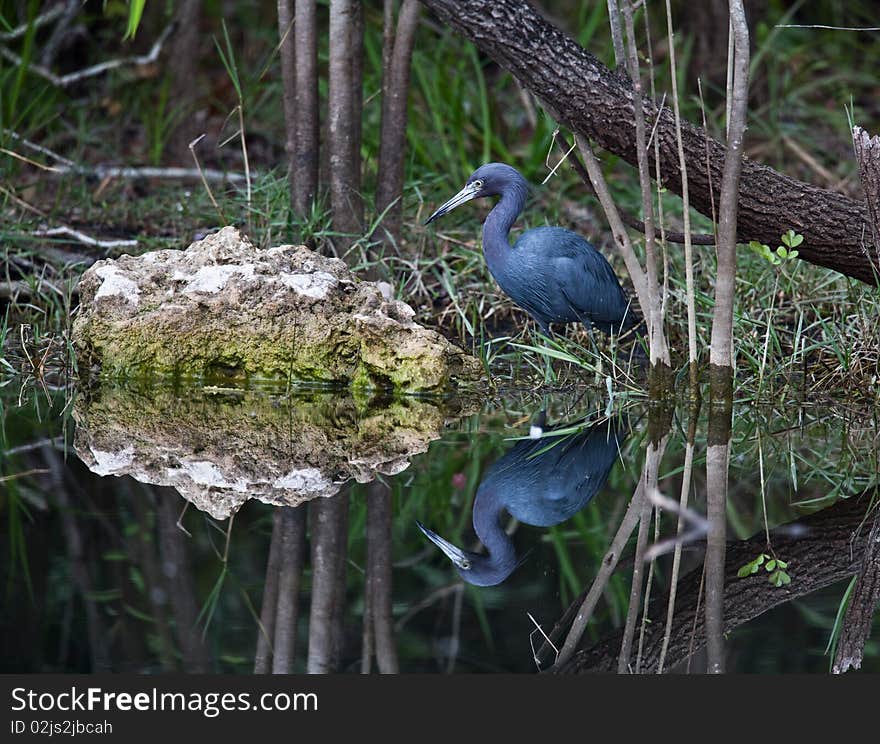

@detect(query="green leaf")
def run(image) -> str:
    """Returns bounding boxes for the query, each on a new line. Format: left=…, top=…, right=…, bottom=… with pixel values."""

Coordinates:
left=737, top=564, right=753, bottom=578
left=788, top=250, right=798, bottom=259
left=124, top=0, right=147, bottom=40
left=765, top=559, right=777, bottom=571
left=776, top=559, right=788, bottom=569
left=779, top=571, right=791, bottom=585
left=776, top=247, right=788, bottom=259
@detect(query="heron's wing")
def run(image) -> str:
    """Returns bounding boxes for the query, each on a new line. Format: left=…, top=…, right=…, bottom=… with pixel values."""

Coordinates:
left=548, top=232, right=632, bottom=328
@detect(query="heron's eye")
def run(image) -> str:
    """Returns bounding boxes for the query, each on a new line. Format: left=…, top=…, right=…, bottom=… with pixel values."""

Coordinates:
left=472, top=179, right=483, bottom=191
left=460, top=559, right=471, bottom=570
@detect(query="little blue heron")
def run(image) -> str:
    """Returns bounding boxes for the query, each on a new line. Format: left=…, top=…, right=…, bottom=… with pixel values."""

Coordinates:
left=425, top=163, right=638, bottom=339
left=417, top=414, right=626, bottom=586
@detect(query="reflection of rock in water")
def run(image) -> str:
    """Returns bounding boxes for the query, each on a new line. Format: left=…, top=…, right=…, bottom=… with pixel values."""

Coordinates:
left=74, top=387, right=473, bottom=520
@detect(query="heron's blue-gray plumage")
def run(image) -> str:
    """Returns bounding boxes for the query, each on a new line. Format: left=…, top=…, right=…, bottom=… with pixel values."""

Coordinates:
left=426, top=162, right=637, bottom=336
left=418, top=416, right=625, bottom=586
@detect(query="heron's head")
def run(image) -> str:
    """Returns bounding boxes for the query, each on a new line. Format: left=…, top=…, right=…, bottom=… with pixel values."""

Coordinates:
left=416, top=521, right=517, bottom=587
left=424, top=163, right=527, bottom=225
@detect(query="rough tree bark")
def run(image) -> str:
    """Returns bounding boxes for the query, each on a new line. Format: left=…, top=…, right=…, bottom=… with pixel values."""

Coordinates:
left=832, top=506, right=880, bottom=673
left=328, top=0, right=364, bottom=252
left=375, top=0, right=422, bottom=247
left=417, top=0, right=879, bottom=285
left=307, top=493, right=350, bottom=673
left=555, top=492, right=876, bottom=673
left=277, top=1, right=298, bottom=212
left=272, top=506, right=307, bottom=673
left=293, top=0, right=320, bottom=216
left=853, top=127, right=880, bottom=270
left=167, top=0, right=203, bottom=166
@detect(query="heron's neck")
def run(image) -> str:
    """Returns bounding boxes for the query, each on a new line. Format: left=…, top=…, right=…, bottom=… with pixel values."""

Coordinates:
left=472, top=488, right=516, bottom=575
left=482, top=181, right=528, bottom=269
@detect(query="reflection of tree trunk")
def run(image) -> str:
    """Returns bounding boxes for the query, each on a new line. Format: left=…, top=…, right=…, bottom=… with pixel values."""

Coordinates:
left=156, top=488, right=211, bottom=672
left=417, top=0, right=879, bottom=286
left=833, top=507, right=880, bottom=673
left=254, top=509, right=284, bottom=673
left=556, top=494, right=875, bottom=673
left=127, top=483, right=176, bottom=670
left=44, top=445, right=111, bottom=672
left=365, top=482, right=399, bottom=673
left=307, top=493, right=350, bottom=673
left=272, top=506, right=307, bottom=673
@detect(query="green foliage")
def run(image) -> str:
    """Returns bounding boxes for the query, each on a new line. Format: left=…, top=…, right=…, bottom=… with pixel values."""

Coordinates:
left=124, top=0, right=147, bottom=40
left=737, top=552, right=791, bottom=587
left=748, top=230, right=802, bottom=266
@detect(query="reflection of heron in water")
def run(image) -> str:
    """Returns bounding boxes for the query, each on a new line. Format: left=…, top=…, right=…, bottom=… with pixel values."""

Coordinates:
left=418, top=413, right=626, bottom=586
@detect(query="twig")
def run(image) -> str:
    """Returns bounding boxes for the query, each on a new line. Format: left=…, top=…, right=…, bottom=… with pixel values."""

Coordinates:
left=0, top=5, right=65, bottom=41
left=34, top=226, right=137, bottom=249
left=775, top=24, right=880, bottom=31
left=0, top=23, right=175, bottom=87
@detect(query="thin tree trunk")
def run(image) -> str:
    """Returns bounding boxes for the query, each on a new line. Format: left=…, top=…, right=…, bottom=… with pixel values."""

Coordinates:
left=167, top=0, right=203, bottom=166
left=375, top=0, right=422, bottom=249
left=277, top=1, right=298, bottom=214
left=328, top=0, right=363, bottom=254
left=293, top=0, right=320, bottom=217
left=709, top=0, right=750, bottom=378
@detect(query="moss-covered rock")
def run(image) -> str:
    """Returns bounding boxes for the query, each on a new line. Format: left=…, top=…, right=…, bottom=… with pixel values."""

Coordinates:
left=72, top=226, right=483, bottom=392
left=73, top=384, right=478, bottom=519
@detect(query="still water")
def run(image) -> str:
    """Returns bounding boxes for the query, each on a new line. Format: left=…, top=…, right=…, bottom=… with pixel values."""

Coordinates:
left=1, top=380, right=878, bottom=673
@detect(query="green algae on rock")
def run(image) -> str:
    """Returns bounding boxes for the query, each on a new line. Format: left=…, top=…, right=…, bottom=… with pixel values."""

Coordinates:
left=72, top=226, right=483, bottom=392
left=73, top=385, right=477, bottom=519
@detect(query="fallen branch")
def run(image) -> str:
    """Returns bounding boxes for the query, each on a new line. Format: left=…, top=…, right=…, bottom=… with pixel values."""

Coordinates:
left=0, top=5, right=65, bottom=41
left=0, top=23, right=175, bottom=87
left=34, top=226, right=137, bottom=250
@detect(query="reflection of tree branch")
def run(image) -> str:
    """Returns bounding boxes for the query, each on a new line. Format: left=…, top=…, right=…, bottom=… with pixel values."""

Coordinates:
left=307, top=493, right=350, bottom=673
left=555, top=493, right=875, bottom=673
left=833, top=506, right=880, bottom=673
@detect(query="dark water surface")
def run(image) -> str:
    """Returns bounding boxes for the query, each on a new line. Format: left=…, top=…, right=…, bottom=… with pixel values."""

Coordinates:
left=1, top=380, right=878, bottom=673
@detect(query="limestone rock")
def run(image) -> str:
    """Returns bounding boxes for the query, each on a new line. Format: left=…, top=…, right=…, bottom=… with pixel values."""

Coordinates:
left=72, top=226, right=482, bottom=392
left=73, top=385, right=477, bottom=520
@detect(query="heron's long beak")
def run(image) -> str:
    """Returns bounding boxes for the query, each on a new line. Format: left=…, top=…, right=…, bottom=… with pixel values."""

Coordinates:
left=424, top=182, right=480, bottom=225
left=416, top=521, right=469, bottom=569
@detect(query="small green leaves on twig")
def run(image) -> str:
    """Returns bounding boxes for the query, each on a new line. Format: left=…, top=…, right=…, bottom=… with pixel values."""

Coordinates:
left=749, top=229, right=803, bottom=266
left=737, top=552, right=791, bottom=587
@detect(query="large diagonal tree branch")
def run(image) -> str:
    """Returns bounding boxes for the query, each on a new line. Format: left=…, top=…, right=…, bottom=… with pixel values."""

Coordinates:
left=419, top=0, right=879, bottom=285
